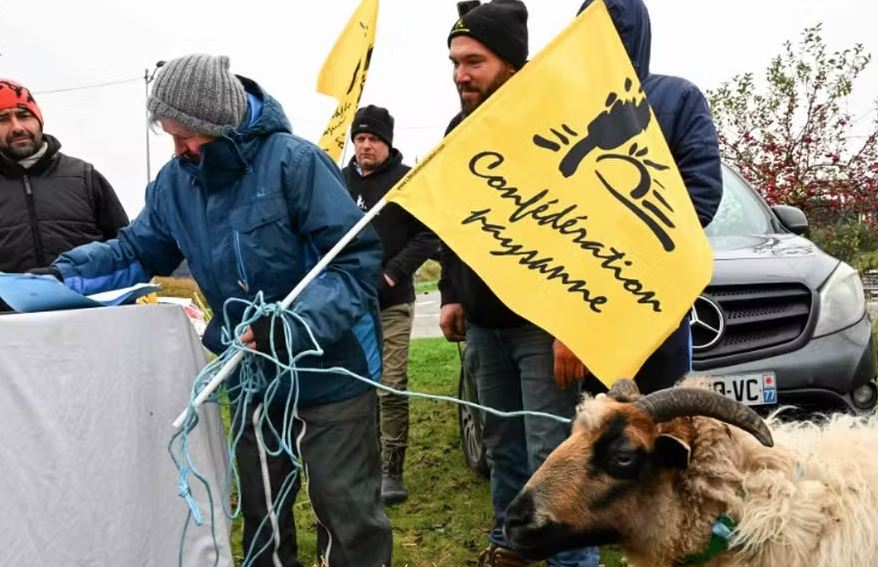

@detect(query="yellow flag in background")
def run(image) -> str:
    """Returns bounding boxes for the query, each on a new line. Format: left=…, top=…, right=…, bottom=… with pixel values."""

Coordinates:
left=387, top=0, right=713, bottom=385
left=317, top=0, right=379, bottom=161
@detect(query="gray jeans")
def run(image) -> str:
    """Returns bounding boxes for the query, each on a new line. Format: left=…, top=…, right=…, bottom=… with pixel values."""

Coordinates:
left=235, top=390, right=392, bottom=567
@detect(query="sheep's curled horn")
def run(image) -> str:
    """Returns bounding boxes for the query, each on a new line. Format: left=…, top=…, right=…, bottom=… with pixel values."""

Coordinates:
left=628, top=384, right=774, bottom=447
left=606, top=379, right=642, bottom=402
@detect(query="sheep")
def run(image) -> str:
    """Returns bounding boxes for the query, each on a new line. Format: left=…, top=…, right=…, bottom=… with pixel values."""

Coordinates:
left=503, top=378, right=878, bottom=567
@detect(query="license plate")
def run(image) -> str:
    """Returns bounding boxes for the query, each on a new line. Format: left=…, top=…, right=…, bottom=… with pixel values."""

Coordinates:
left=708, top=372, right=777, bottom=406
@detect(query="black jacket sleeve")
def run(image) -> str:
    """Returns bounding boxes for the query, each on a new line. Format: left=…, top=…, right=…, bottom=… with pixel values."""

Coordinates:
left=438, top=241, right=462, bottom=306
left=383, top=212, right=439, bottom=286
left=89, top=167, right=130, bottom=239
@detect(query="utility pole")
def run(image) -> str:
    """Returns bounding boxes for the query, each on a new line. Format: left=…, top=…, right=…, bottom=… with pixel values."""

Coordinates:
left=144, top=61, right=165, bottom=184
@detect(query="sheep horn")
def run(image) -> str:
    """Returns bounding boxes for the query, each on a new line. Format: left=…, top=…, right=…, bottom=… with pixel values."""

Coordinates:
left=633, top=388, right=774, bottom=447
left=606, top=379, right=642, bottom=402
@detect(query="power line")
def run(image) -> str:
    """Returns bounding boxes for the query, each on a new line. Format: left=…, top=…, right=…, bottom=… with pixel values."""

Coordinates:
left=32, top=77, right=141, bottom=95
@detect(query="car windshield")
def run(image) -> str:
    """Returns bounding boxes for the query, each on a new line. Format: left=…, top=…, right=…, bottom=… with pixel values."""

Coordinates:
left=705, top=167, right=775, bottom=237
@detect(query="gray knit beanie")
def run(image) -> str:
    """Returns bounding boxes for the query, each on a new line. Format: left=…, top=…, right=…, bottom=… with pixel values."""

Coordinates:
left=147, top=54, right=247, bottom=136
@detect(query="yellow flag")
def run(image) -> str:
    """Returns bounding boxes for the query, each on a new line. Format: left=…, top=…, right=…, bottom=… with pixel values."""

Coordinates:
left=316, top=0, right=379, bottom=161
left=387, top=0, right=713, bottom=385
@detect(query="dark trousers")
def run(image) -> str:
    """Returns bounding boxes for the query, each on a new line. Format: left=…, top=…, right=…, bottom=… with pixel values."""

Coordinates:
left=235, top=390, right=392, bottom=567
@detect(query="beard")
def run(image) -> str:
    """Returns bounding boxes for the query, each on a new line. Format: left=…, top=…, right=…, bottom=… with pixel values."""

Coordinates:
left=458, top=72, right=510, bottom=116
left=356, top=154, right=380, bottom=171
left=3, top=130, right=43, bottom=160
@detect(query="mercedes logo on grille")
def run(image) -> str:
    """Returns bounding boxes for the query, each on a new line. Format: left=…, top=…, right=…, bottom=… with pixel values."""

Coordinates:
left=690, top=296, right=725, bottom=350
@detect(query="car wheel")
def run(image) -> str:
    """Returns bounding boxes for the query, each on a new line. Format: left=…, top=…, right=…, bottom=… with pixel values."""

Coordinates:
left=457, top=342, right=489, bottom=477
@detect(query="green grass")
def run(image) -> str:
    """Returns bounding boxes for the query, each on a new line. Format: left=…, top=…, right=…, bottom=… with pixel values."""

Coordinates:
left=414, top=259, right=440, bottom=295
left=414, top=280, right=439, bottom=294
left=415, top=260, right=441, bottom=284
left=227, top=338, right=623, bottom=566
left=859, top=250, right=878, bottom=271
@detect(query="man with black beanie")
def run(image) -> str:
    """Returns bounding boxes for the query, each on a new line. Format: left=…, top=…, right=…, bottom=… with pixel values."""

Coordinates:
left=343, top=104, right=439, bottom=505
left=440, top=2, right=600, bottom=566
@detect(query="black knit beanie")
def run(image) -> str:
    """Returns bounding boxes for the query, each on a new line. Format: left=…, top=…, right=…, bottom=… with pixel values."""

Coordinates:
left=350, top=105, right=394, bottom=147
left=447, top=0, right=529, bottom=70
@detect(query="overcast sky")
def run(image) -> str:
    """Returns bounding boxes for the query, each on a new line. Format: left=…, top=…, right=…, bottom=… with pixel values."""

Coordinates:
left=3, top=0, right=876, bottom=216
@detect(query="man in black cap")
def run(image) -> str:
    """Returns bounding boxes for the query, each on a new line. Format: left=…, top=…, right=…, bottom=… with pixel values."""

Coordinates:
left=342, top=104, right=438, bottom=505
left=440, top=2, right=600, bottom=566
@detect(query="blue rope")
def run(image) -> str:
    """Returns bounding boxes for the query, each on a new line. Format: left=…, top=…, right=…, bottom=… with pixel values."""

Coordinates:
left=169, top=293, right=571, bottom=564
left=168, top=404, right=220, bottom=566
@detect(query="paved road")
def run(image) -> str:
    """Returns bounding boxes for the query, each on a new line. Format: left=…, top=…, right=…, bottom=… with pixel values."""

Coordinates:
left=413, top=290, right=442, bottom=338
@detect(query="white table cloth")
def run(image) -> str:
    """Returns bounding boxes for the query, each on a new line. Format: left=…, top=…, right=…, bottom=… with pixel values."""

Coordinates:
left=0, top=304, right=232, bottom=566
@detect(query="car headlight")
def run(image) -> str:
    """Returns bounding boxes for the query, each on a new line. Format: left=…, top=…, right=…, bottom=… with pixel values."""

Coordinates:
left=813, top=262, right=867, bottom=337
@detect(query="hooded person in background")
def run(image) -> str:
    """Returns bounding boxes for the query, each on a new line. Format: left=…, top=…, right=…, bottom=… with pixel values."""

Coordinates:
left=564, top=0, right=723, bottom=396
left=439, top=2, right=601, bottom=566
left=343, top=105, right=439, bottom=505
left=46, top=54, right=391, bottom=567
left=0, top=79, right=128, bottom=275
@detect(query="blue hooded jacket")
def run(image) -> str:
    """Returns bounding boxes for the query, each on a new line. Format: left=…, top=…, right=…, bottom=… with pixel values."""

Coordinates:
left=579, top=0, right=723, bottom=392
left=54, top=78, right=384, bottom=407
left=580, top=0, right=723, bottom=226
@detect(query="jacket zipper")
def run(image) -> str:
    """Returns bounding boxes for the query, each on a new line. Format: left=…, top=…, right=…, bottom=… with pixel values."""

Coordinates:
left=23, top=175, right=47, bottom=266
left=233, top=231, right=250, bottom=293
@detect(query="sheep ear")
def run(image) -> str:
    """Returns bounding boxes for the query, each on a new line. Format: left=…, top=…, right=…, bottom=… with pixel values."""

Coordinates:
left=654, top=434, right=691, bottom=469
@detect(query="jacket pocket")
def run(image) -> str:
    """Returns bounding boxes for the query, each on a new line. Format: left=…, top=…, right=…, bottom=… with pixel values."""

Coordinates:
left=231, top=196, right=286, bottom=232
left=230, top=195, right=294, bottom=295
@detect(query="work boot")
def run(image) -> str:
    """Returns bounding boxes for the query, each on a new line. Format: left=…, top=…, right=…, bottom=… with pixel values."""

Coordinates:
left=477, top=543, right=535, bottom=567
left=381, top=447, right=408, bottom=504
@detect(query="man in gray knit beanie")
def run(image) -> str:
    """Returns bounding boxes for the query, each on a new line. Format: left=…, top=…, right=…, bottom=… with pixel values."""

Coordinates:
left=51, top=52, right=392, bottom=567
left=148, top=54, right=247, bottom=137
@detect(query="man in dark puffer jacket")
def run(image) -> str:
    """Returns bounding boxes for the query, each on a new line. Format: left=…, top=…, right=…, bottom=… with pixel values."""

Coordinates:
left=0, top=79, right=128, bottom=274
left=342, top=105, right=439, bottom=505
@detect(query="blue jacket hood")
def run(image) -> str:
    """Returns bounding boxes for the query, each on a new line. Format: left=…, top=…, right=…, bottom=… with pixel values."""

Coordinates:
left=236, top=76, right=292, bottom=141
left=186, top=77, right=292, bottom=191
left=579, top=0, right=651, bottom=80
left=579, top=0, right=722, bottom=228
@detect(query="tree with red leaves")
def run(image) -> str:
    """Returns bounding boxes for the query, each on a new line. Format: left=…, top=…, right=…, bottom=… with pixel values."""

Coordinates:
left=708, top=24, right=878, bottom=234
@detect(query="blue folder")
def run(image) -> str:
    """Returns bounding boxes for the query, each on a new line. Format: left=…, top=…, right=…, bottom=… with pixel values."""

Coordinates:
left=0, top=273, right=159, bottom=313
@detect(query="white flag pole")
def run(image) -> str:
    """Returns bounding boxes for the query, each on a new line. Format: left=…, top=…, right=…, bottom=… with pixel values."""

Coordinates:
left=339, top=135, right=352, bottom=168
left=172, top=197, right=389, bottom=429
